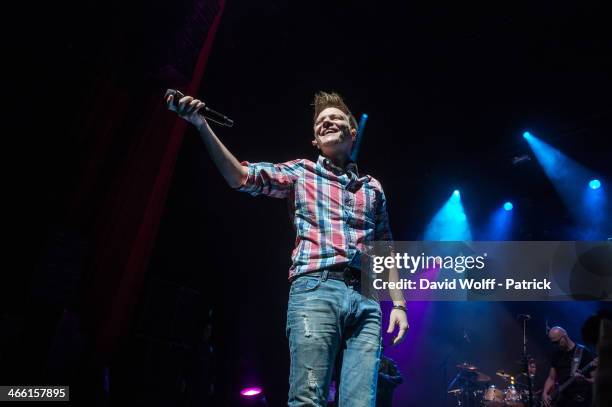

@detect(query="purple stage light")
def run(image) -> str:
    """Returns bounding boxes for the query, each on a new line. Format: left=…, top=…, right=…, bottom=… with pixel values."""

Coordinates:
left=240, top=387, right=263, bottom=397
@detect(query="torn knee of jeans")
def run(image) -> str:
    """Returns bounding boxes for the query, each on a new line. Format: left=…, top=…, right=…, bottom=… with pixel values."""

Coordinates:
left=307, top=368, right=317, bottom=391
left=302, top=313, right=311, bottom=337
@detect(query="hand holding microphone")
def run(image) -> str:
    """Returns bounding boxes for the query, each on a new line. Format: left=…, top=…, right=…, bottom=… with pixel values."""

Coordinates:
left=165, top=89, right=234, bottom=128
left=165, top=90, right=207, bottom=131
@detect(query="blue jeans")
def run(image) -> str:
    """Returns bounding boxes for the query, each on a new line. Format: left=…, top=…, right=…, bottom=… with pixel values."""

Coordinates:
left=286, top=270, right=382, bottom=406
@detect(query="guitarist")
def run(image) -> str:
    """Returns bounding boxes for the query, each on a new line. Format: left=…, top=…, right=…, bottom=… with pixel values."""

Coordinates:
left=542, top=326, right=597, bottom=407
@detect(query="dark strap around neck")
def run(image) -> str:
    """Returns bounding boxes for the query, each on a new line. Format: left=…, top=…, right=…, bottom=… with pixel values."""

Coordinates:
left=570, top=344, right=584, bottom=376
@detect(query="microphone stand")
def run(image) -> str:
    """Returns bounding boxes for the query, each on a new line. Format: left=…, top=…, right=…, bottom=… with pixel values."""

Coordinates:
left=440, top=346, right=457, bottom=406
left=519, top=315, right=534, bottom=407
left=440, top=331, right=470, bottom=407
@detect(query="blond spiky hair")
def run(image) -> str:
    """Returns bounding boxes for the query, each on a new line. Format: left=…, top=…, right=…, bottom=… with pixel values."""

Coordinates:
left=312, top=91, right=358, bottom=130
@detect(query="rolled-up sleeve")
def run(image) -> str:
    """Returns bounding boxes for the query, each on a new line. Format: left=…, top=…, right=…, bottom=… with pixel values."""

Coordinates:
left=237, top=159, right=304, bottom=199
left=375, top=188, right=394, bottom=242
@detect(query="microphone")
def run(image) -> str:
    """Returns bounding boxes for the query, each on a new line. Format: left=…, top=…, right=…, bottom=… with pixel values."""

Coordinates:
left=165, top=89, right=234, bottom=128
left=517, top=314, right=532, bottom=320
left=463, top=329, right=471, bottom=344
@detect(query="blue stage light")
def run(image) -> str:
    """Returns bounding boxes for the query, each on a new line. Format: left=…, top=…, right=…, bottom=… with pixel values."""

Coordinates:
left=589, top=179, right=601, bottom=190
left=524, top=132, right=609, bottom=239
left=350, top=113, right=369, bottom=162
left=424, top=190, right=472, bottom=241
left=523, top=131, right=531, bottom=139
left=484, top=203, right=514, bottom=240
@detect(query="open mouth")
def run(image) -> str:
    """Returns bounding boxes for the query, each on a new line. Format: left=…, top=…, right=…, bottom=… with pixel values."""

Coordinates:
left=323, top=128, right=338, bottom=136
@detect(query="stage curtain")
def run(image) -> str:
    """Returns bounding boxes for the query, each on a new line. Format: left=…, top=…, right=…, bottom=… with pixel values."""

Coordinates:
left=65, top=0, right=226, bottom=361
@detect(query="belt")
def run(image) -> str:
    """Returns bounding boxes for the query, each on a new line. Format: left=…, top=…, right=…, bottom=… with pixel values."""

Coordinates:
left=294, top=265, right=362, bottom=286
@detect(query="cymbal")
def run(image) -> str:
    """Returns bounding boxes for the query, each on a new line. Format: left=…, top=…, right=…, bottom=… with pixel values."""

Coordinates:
left=456, top=362, right=478, bottom=371
left=473, top=371, right=491, bottom=382
left=496, top=370, right=513, bottom=379
left=448, top=388, right=462, bottom=395
left=460, top=370, right=491, bottom=382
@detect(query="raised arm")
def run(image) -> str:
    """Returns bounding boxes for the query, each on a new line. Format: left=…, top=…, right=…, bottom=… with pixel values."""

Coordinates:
left=166, top=94, right=247, bottom=188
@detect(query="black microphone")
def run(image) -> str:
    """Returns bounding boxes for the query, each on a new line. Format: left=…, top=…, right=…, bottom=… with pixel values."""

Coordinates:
left=518, top=314, right=532, bottom=320
left=165, top=89, right=234, bottom=128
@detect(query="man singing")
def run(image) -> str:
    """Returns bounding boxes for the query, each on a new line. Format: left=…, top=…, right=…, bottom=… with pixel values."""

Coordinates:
left=166, top=91, right=408, bottom=406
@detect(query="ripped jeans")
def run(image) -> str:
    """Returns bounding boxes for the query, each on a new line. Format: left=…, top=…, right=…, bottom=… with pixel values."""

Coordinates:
left=286, top=270, right=382, bottom=407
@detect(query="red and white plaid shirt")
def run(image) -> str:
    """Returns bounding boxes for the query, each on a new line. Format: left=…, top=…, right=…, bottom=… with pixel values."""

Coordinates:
left=238, top=155, right=393, bottom=280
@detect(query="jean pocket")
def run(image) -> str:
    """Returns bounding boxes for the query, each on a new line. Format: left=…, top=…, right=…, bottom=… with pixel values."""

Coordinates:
left=289, top=275, right=322, bottom=295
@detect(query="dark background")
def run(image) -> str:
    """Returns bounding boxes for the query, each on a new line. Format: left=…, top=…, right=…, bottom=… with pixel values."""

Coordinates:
left=5, top=0, right=612, bottom=405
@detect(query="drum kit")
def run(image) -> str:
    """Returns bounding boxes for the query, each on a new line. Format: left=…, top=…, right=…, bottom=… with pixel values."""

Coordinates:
left=446, top=315, right=541, bottom=406
left=447, top=363, right=538, bottom=407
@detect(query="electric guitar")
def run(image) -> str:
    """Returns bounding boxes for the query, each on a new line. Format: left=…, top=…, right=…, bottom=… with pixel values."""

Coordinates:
left=546, top=357, right=598, bottom=406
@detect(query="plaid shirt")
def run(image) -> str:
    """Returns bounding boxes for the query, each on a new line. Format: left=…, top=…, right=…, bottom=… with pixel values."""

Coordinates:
left=238, top=155, right=393, bottom=280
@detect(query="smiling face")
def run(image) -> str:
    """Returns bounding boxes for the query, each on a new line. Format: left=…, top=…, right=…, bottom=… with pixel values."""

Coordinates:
left=312, top=107, right=356, bottom=157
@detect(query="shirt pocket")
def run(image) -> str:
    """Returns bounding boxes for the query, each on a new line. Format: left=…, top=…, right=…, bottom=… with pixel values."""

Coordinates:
left=359, top=187, right=378, bottom=226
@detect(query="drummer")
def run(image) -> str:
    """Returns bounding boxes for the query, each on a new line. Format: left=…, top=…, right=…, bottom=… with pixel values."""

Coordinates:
left=516, top=358, right=543, bottom=406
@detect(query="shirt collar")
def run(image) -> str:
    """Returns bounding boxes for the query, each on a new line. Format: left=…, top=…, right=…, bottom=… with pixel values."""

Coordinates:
left=318, top=155, right=361, bottom=177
